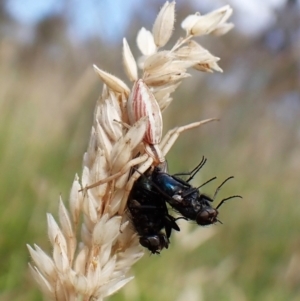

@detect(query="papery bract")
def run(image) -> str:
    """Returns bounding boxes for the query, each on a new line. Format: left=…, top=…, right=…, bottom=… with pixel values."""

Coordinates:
left=152, top=1, right=175, bottom=48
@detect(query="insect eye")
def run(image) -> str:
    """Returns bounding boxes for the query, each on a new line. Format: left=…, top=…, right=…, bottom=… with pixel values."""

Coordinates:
left=196, top=208, right=218, bottom=225
left=140, top=236, right=159, bottom=249
left=139, top=235, right=169, bottom=254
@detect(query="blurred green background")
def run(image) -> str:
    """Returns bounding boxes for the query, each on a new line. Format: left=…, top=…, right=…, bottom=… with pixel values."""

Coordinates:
left=1, top=0, right=300, bottom=300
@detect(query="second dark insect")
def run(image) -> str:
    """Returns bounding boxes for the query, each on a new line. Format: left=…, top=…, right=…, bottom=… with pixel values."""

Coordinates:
left=127, top=168, right=180, bottom=254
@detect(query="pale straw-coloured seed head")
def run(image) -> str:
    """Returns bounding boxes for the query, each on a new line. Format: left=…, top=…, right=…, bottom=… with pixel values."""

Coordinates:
left=152, top=1, right=175, bottom=48
left=181, top=5, right=234, bottom=37
left=211, top=22, right=234, bottom=36
left=136, top=4, right=233, bottom=111
left=136, top=27, right=157, bottom=56
left=123, top=38, right=138, bottom=82
left=28, top=2, right=233, bottom=300
left=28, top=87, right=146, bottom=300
left=93, top=65, right=130, bottom=96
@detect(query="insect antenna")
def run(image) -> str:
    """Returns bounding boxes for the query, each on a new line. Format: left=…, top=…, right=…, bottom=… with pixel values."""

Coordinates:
left=216, top=195, right=242, bottom=210
left=212, top=176, right=234, bottom=200
left=196, top=176, right=217, bottom=190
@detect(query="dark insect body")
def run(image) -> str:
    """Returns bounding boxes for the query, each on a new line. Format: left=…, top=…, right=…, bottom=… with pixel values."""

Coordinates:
left=150, top=157, right=242, bottom=226
left=127, top=169, right=180, bottom=254
left=127, top=157, right=241, bottom=253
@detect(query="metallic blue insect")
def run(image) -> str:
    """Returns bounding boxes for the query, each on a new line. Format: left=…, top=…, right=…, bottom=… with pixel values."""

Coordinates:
left=150, top=157, right=242, bottom=225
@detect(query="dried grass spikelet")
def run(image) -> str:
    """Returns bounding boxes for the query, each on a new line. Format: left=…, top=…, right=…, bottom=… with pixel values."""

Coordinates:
left=152, top=1, right=175, bottom=48
left=28, top=2, right=234, bottom=300
left=130, top=3, right=233, bottom=111
left=181, top=5, right=233, bottom=37
left=28, top=85, right=146, bottom=300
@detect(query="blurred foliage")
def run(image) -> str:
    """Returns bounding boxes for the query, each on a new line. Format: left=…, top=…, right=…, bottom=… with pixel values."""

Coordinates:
left=0, top=0, right=300, bottom=301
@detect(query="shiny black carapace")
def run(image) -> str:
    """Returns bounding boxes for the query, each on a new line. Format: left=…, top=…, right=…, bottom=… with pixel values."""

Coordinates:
left=127, top=169, right=180, bottom=254
left=150, top=157, right=242, bottom=226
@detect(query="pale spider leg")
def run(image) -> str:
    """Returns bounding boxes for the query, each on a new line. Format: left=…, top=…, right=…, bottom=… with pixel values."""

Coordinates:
left=160, top=118, right=218, bottom=155
left=118, top=156, right=154, bottom=215
left=118, top=119, right=217, bottom=214
left=80, top=153, right=149, bottom=191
